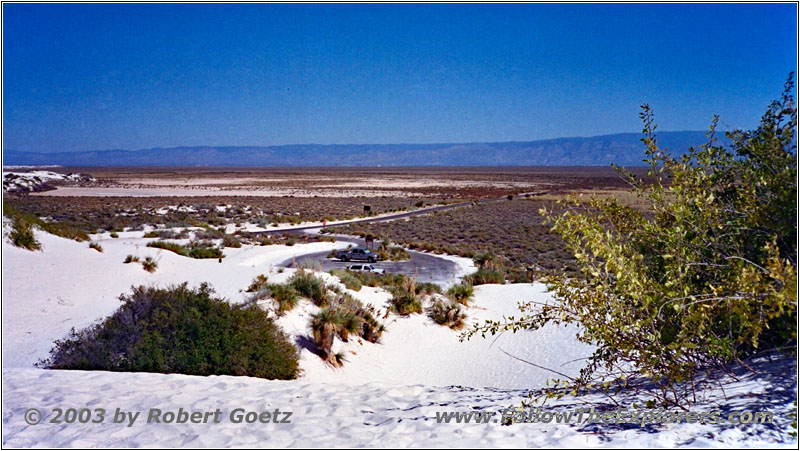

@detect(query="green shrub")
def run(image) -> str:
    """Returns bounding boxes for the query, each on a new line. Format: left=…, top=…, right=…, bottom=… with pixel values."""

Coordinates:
left=222, top=234, right=242, bottom=248
left=447, top=283, right=474, bottom=305
left=110, top=232, right=119, bottom=238
left=415, top=282, right=442, bottom=295
left=289, top=269, right=328, bottom=306
left=267, top=284, right=299, bottom=314
left=41, top=283, right=299, bottom=379
left=147, top=240, right=224, bottom=259
left=466, top=268, right=505, bottom=285
left=389, top=290, right=422, bottom=315
left=329, top=269, right=363, bottom=291
left=468, top=80, right=798, bottom=407
left=89, top=242, right=103, bottom=253
left=123, top=255, right=139, bottom=263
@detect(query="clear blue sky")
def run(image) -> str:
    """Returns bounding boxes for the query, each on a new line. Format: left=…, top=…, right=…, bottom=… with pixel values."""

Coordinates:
left=2, top=3, right=796, bottom=153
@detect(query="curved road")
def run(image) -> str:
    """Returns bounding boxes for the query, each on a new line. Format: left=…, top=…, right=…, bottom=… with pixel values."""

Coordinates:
left=276, top=235, right=468, bottom=288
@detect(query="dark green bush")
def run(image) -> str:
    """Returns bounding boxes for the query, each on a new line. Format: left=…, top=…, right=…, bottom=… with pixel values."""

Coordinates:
left=42, top=283, right=299, bottom=380
left=390, top=290, right=422, bottom=315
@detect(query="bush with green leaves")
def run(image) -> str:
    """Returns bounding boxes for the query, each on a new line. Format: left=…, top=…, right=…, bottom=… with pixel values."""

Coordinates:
left=447, top=283, right=474, bottom=305
left=42, top=283, right=299, bottom=380
left=467, top=78, right=797, bottom=407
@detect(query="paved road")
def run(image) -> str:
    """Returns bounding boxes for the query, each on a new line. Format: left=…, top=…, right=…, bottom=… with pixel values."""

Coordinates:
left=277, top=236, right=466, bottom=288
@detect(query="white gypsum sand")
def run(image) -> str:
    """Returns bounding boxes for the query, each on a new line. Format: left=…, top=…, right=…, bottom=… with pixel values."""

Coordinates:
left=1, top=225, right=796, bottom=447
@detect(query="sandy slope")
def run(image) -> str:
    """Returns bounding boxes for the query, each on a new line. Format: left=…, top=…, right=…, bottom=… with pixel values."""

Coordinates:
left=2, top=226, right=796, bottom=447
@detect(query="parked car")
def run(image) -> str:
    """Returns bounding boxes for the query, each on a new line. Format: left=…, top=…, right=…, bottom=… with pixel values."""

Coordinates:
left=348, top=264, right=385, bottom=274
left=337, top=247, right=380, bottom=262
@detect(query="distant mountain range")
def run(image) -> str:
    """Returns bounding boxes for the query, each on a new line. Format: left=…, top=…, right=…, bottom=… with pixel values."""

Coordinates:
left=3, top=131, right=721, bottom=167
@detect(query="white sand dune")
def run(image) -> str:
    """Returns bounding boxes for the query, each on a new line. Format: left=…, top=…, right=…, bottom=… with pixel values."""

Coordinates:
left=2, top=225, right=795, bottom=447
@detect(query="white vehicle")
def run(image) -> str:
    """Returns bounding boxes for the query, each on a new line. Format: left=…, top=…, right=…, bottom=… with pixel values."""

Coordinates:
left=347, top=264, right=385, bottom=274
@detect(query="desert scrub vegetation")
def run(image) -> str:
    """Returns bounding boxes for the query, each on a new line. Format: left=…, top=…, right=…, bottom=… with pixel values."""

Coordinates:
left=288, top=269, right=328, bottom=306
left=3, top=203, right=88, bottom=246
left=41, top=283, right=299, bottom=379
left=467, top=79, right=798, bottom=407
left=5, top=213, right=41, bottom=250
left=327, top=197, right=582, bottom=277
left=328, top=269, right=363, bottom=291
left=2, top=195, right=440, bottom=238
left=143, top=229, right=189, bottom=239
left=428, top=299, right=467, bottom=329
left=88, top=242, right=103, bottom=253
left=465, top=268, right=505, bottom=285
left=141, top=256, right=158, bottom=273
left=222, top=234, right=242, bottom=248
left=146, top=240, right=224, bottom=259
left=447, top=283, right=474, bottom=305
left=308, top=293, right=385, bottom=365
left=123, top=255, right=140, bottom=263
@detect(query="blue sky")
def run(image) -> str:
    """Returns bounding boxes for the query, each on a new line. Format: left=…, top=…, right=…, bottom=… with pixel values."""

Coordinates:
left=2, top=3, right=796, bottom=153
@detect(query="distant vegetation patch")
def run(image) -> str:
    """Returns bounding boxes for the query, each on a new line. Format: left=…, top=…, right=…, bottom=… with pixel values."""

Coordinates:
left=147, top=240, right=224, bottom=259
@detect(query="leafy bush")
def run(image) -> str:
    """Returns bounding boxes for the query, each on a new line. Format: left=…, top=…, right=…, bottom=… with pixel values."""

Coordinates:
left=289, top=269, right=328, bottom=306
left=447, top=283, right=474, bottom=305
left=428, top=300, right=467, bottom=329
left=466, top=268, right=505, bottom=285
left=42, top=283, right=299, bottom=379
left=468, top=79, right=798, bottom=407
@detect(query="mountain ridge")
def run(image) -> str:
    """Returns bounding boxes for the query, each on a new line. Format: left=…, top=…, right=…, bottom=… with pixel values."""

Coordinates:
left=3, top=131, right=722, bottom=166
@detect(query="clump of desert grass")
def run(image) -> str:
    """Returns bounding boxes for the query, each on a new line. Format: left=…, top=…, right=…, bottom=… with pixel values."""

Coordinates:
left=447, top=283, right=474, bottom=305
left=289, top=269, right=328, bottom=306
left=308, top=293, right=385, bottom=366
left=141, top=256, right=158, bottom=273
left=328, top=269, right=362, bottom=291
left=89, top=242, right=104, bottom=253
left=123, top=255, right=140, bottom=263
left=146, top=240, right=224, bottom=259
left=428, top=299, right=467, bottom=329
